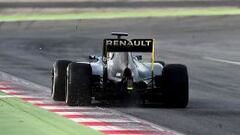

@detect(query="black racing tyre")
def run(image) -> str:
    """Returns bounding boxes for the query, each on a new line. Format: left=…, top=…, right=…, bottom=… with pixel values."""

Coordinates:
left=66, top=63, right=92, bottom=106
left=51, top=60, right=72, bottom=101
left=155, top=61, right=165, bottom=67
left=162, top=64, right=189, bottom=108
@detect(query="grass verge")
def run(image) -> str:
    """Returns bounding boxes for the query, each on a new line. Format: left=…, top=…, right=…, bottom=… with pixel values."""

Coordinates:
left=0, top=92, right=6, bottom=96
left=0, top=93, right=103, bottom=135
left=1, top=7, right=240, bottom=22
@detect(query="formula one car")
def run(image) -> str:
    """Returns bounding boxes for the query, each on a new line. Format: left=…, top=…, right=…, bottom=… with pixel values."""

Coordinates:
left=51, top=32, right=189, bottom=108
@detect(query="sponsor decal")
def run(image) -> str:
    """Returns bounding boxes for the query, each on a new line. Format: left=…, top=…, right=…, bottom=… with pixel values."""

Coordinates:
left=103, top=39, right=153, bottom=52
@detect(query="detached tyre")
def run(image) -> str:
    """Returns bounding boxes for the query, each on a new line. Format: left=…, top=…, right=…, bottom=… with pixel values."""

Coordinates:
left=66, top=63, right=92, bottom=106
left=52, top=60, right=72, bottom=101
left=162, top=64, right=189, bottom=108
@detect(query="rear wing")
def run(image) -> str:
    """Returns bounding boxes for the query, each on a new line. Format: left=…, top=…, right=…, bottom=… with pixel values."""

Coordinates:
left=103, top=39, right=153, bottom=53
left=103, top=38, right=155, bottom=80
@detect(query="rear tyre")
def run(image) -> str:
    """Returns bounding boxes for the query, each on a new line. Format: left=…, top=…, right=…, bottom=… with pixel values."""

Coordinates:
left=162, top=64, right=189, bottom=108
left=51, top=60, right=71, bottom=101
left=66, top=63, right=92, bottom=106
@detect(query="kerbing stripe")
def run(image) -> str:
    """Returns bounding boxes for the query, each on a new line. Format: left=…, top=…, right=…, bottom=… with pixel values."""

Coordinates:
left=21, top=97, right=43, bottom=101
left=64, top=114, right=91, bottom=118
left=0, top=88, right=14, bottom=90
left=0, top=90, right=23, bottom=94
left=0, top=81, right=10, bottom=85
left=0, top=80, right=181, bottom=135
left=56, top=111, right=112, bottom=115
left=89, top=126, right=123, bottom=131
left=80, top=121, right=148, bottom=127
left=80, top=122, right=112, bottom=126
left=13, top=95, right=35, bottom=98
left=33, top=103, right=66, bottom=106
left=71, top=118, right=133, bottom=123
left=21, top=98, right=45, bottom=104
left=40, top=106, right=94, bottom=110
left=8, top=92, right=25, bottom=95
left=26, top=100, right=45, bottom=104
left=63, top=114, right=120, bottom=119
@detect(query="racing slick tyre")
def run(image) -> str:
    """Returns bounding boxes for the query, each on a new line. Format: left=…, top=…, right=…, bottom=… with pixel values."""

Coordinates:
left=66, top=63, right=92, bottom=106
left=162, top=64, right=189, bottom=108
left=52, top=60, right=72, bottom=101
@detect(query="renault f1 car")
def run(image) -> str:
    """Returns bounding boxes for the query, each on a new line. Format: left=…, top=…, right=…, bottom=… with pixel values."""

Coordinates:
left=51, top=32, right=189, bottom=108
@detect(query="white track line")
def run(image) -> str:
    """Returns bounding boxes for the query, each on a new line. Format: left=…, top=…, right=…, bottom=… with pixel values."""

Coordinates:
left=203, top=57, right=240, bottom=66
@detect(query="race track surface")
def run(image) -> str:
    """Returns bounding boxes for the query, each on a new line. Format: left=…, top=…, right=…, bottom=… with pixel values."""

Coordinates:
left=0, top=16, right=240, bottom=135
left=1, top=0, right=240, bottom=8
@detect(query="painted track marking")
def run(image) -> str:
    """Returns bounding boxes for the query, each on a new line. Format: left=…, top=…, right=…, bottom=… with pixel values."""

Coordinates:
left=203, top=57, right=240, bottom=66
left=0, top=81, right=183, bottom=135
left=56, top=111, right=112, bottom=115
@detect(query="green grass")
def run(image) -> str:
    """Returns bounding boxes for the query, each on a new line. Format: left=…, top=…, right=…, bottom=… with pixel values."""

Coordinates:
left=1, top=7, right=240, bottom=22
left=0, top=96, right=103, bottom=135
left=0, top=92, right=6, bottom=96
